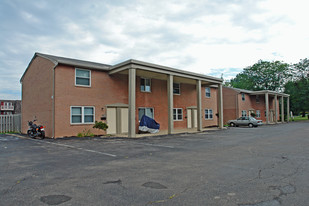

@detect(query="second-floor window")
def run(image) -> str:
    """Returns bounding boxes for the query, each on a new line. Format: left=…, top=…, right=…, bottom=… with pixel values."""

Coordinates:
left=256, top=95, right=260, bottom=103
left=75, top=68, right=91, bottom=87
left=241, top=93, right=245, bottom=101
left=140, top=78, right=151, bottom=92
left=205, top=87, right=211, bottom=98
left=173, top=83, right=180, bottom=95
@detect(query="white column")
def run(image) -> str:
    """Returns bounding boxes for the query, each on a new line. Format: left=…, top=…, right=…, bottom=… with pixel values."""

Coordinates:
left=196, top=80, right=202, bottom=131
left=281, top=96, right=284, bottom=123
left=274, top=95, right=278, bottom=124
left=218, top=84, right=224, bottom=129
left=265, top=93, right=269, bottom=124
left=167, top=75, right=174, bottom=134
left=287, top=97, right=290, bottom=122
left=128, top=68, right=136, bottom=138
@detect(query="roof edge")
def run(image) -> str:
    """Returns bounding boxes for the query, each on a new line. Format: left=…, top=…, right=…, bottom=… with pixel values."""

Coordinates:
left=111, top=59, right=223, bottom=83
left=20, top=53, right=58, bottom=83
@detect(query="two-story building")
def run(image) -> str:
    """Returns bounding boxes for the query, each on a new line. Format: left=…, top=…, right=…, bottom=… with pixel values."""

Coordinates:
left=0, top=100, right=21, bottom=115
left=21, top=53, right=224, bottom=138
left=223, top=87, right=290, bottom=125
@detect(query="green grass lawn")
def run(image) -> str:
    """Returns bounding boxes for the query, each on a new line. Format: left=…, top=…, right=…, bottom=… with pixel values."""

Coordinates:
left=292, top=115, right=309, bottom=121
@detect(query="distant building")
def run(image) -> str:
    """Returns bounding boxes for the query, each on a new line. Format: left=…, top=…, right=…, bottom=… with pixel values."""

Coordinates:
left=0, top=100, right=21, bottom=115
left=222, top=87, right=290, bottom=124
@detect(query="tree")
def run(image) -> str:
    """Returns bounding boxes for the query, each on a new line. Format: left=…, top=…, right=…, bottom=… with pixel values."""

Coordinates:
left=229, top=60, right=291, bottom=92
left=292, top=58, right=309, bottom=79
left=284, top=77, right=309, bottom=116
left=284, top=58, right=309, bottom=116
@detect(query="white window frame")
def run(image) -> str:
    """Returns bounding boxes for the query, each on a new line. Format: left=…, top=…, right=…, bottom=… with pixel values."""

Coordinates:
left=138, top=107, right=154, bottom=121
left=205, top=87, right=211, bottom=98
left=173, top=108, right=183, bottom=121
left=241, top=110, right=247, bottom=117
left=70, top=106, right=95, bottom=124
left=256, top=95, right=260, bottom=103
left=256, top=110, right=261, bottom=118
left=241, top=93, right=245, bottom=101
left=140, top=77, right=151, bottom=92
left=75, top=68, right=91, bottom=87
left=205, top=109, right=213, bottom=120
left=173, top=83, right=180, bottom=95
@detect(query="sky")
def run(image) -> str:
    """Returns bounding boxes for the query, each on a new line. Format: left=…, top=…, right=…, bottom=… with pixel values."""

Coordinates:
left=1, top=0, right=309, bottom=100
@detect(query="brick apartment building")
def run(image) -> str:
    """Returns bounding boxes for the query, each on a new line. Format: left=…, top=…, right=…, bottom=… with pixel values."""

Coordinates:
left=223, top=87, right=290, bottom=125
left=20, top=53, right=224, bottom=138
left=0, top=100, right=21, bottom=115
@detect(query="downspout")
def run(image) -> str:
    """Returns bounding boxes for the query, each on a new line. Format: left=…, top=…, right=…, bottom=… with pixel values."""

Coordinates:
left=52, top=64, right=57, bottom=139
left=235, top=92, right=238, bottom=119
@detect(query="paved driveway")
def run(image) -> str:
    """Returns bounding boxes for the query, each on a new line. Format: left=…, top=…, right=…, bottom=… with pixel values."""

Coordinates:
left=1, top=122, right=309, bottom=206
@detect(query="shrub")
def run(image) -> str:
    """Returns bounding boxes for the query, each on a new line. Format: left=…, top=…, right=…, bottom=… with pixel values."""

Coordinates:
left=250, top=113, right=256, bottom=117
left=93, top=121, right=108, bottom=131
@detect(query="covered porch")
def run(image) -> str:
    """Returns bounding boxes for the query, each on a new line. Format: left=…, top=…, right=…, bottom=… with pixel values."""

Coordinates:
left=109, top=59, right=224, bottom=138
left=250, top=91, right=290, bottom=124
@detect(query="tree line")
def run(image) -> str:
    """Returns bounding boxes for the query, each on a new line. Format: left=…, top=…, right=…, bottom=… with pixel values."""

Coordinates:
left=225, top=58, right=309, bottom=117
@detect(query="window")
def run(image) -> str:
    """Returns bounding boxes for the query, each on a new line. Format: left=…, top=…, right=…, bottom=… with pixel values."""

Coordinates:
left=241, top=110, right=247, bottom=117
left=138, top=108, right=154, bottom=120
left=173, top=83, right=180, bottom=95
left=205, top=109, right=213, bottom=119
left=205, top=87, right=211, bottom=98
left=256, top=110, right=261, bottom=118
left=140, top=78, right=151, bottom=92
left=173, top=108, right=183, bottom=121
left=75, top=68, right=91, bottom=86
left=241, top=93, right=245, bottom=101
left=71, top=106, right=94, bottom=124
left=256, top=95, right=260, bottom=103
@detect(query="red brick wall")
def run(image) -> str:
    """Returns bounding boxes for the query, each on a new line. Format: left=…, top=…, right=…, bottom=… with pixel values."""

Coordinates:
left=223, top=87, right=237, bottom=124
left=135, top=78, right=219, bottom=130
left=54, top=65, right=128, bottom=137
left=21, top=56, right=54, bottom=137
left=223, top=86, right=281, bottom=124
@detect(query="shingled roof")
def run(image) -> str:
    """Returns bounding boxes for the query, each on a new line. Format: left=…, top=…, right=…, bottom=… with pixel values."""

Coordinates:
left=35, top=53, right=111, bottom=70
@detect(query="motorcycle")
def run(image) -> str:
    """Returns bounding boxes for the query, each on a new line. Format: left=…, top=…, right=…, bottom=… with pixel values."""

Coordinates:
left=27, top=120, right=45, bottom=139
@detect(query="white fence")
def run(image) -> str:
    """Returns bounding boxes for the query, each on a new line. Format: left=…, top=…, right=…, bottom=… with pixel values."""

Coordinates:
left=0, top=114, right=21, bottom=133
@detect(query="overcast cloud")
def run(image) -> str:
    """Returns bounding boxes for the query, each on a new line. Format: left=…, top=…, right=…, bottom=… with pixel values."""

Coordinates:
left=1, top=0, right=309, bottom=99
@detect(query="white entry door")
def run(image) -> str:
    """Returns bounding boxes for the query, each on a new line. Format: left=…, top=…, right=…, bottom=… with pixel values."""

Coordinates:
left=107, top=108, right=117, bottom=134
left=107, top=107, right=129, bottom=134
left=187, top=108, right=197, bottom=128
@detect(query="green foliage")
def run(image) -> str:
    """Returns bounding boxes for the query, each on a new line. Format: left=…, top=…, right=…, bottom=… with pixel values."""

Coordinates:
left=93, top=121, right=108, bottom=131
left=292, top=58, right=309, bottom=79
left=284, top=77, right=309, bottom=116
left=284, top=58, right=309, bottom=116
left=293, top=115, right=309, bottom=121
left=229, top=60, right=291, bottom=91
left=250, top=113, right=256, bottom=117
left=77, top=129, right=95, bottom=137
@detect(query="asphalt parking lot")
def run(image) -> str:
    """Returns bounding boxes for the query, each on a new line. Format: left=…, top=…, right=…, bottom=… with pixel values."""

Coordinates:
left=1, top=122, right=309, bottom=206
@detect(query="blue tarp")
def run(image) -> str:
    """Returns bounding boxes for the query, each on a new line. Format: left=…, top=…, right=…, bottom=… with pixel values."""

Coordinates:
left=139, top=115, right=160, bottom=133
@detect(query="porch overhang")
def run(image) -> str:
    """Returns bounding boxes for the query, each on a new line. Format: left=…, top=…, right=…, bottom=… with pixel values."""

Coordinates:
left=248, top=90, right=290, bottom=97
left=109, top=59, right=223, bottom=85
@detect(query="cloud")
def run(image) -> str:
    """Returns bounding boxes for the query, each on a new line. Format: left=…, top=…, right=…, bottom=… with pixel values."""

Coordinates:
left=1, top=0, right=309, bottom=100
